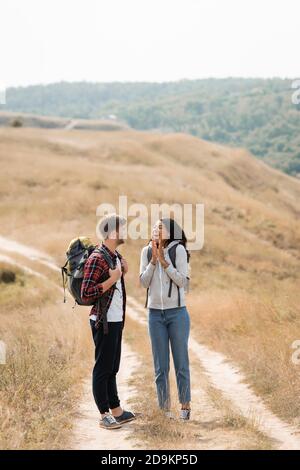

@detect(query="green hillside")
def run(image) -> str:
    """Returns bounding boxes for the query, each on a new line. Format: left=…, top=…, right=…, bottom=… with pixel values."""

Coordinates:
left=2, top=78, right=300, bottom=176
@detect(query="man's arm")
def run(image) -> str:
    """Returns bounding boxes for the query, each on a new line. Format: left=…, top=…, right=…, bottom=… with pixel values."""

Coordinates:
left=81, top=255, right=120, bottom=303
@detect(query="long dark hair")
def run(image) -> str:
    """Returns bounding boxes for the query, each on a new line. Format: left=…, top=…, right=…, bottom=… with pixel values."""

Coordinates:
left=160, top=217, right=190, bottom=262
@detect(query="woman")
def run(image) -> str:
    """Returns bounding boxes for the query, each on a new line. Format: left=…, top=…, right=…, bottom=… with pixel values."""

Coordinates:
left=139, top=218, right=191, bottom=420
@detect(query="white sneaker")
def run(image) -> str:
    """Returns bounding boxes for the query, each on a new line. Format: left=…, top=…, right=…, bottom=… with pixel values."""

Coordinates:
left=179, top=409, right=191, bottom=420
left=164, top=410, right=175, bottom=420
left=100, top=414, right=122, bottom=429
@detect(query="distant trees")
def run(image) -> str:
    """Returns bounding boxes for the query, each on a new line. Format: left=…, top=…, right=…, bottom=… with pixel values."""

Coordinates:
left=2, top=78, right=300, bottom=176
left=287, top=152, right=300, bottom=176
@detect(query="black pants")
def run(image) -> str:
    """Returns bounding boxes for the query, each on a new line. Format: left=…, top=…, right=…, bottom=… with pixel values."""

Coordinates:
left=90, top=319, right=123, bottom=414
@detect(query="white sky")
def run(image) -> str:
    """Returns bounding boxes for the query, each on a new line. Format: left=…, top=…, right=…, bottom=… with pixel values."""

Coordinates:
left=0, top=0, right=299, bottom=88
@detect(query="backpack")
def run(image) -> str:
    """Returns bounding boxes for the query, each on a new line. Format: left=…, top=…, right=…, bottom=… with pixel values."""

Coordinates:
left=145, top=241, right=190, bottom=308
left=61, top=237, right=115, bottom=305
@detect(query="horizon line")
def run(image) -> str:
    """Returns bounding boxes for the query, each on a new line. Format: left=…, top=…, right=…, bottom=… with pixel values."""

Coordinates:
left=3, top=76, right=299, bottom=90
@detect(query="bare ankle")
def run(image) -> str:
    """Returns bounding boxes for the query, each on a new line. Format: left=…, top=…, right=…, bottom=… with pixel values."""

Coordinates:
left=111, top=406, right=123, bottom=417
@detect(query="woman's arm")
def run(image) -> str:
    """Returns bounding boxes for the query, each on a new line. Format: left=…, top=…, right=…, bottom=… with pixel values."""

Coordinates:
left=139, top=246, right=156, bottom=288
left=164, top=244, right=189, bottom=289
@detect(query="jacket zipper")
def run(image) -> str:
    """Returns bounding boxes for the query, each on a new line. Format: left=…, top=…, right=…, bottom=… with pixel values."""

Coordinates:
left=158, top=261, right=164, bottom=311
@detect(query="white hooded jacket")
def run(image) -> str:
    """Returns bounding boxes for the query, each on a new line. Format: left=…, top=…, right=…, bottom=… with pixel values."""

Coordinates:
left=139, top=240, right=190, bottom=310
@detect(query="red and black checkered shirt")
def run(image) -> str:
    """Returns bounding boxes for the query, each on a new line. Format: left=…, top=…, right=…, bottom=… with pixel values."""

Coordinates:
left=81, top=243, right=126, bottom=325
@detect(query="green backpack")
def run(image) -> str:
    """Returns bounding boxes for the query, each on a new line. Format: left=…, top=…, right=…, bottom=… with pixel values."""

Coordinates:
left=61, top=237, right=114, bottom=305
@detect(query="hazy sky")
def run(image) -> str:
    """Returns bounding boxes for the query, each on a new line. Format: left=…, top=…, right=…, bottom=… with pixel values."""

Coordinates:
left=0, top=0, right=299, bottom=88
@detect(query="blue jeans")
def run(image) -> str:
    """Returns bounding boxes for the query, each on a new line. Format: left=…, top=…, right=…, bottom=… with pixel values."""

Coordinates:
left=148, top=306, right=191, bottom=409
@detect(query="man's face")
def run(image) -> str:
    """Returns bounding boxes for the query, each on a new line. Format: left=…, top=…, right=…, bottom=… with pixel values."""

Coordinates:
left=114, top=223, right=126, bottom=246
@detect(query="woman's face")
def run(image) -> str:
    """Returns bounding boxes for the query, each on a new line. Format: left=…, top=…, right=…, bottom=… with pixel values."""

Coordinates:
left=152, top=220, right=169, bottom=242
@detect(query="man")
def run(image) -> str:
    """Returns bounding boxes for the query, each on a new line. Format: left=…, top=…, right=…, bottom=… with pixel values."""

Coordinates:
left=81, top=213, right=135, bottom=430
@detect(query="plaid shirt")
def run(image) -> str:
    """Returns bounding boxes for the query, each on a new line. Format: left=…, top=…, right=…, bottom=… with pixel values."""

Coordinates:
left=81, top=243, right=126, bottom=327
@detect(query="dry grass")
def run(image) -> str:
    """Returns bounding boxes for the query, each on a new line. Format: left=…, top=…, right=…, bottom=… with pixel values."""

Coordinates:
left=206, top=386, right=272, bottom=450
left=188, top=287, right=300, bottom=424
left=124, top=315, right=272, bottom=449
left=0, top=125, right=300, bottom=447
left=0, top=263, right=92, bottom=449
left=124, top=317, right=195, bottom=450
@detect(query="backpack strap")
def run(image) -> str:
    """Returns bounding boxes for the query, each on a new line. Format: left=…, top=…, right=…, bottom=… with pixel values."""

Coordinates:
left=93, top=245, right=118, bottom=334
left=167, top=243, right=181, bottom=306
left=146, top=245, right=152, bottom=263
left=94, top=245, right=116, bottom=269
left=144, top=245, right=152, bottom=308
left=144, top=288, right=149, bottom=308
left=61, top=260, right=68, bottom=303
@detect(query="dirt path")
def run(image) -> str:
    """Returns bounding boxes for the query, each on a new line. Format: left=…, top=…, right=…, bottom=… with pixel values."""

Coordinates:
left=128, top=297, right=300, bottom=450
left=0, top=238, right=144, bottom=451
left=71, top=340, right=141, bottom=450
left=1, top=235, right=300, bottom=450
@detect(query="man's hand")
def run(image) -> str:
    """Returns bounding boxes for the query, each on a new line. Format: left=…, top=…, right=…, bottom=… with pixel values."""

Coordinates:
left=151, top=239, right=158, bottom=265
left=109, top=266, right=122, bottom=282
left=120, top=258, right=128, bottom=275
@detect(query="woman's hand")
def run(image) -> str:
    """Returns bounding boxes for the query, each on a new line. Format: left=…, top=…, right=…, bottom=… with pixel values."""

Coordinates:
left=151, top=239, right=158, bottom=265
left=158, top=227, right=169, bottom=269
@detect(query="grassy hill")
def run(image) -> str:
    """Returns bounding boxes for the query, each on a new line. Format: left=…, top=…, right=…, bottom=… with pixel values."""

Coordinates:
left=2, top=78, right=300, bottom=176
left=0, top=111, right=128, bottom=131
left=1, top=124, right=300, bottom=447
